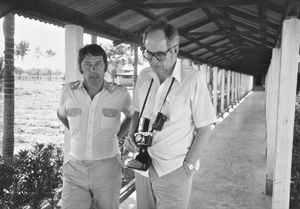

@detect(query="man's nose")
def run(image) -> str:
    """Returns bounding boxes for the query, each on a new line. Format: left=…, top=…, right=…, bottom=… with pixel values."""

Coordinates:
left=90, top=65, right=97, bottom=71
left=150, top=55, right=160, bottom=64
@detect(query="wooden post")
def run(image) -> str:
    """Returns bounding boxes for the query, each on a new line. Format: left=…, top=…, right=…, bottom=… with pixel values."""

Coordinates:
left=220, top=69, right=225, bottom=114
left=227, top=70, right=231, bottom=109
left=272, top=17, right=300, bottom=209
left=265, top=48, right=281, bottom=196
left=213, top=67, right=218, bottom=116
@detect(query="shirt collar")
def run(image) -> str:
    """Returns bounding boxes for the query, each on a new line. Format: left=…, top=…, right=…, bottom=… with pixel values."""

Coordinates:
left=79, top=80, right=113, bottom=94
left=149, top=58, right=182, bottom=83
left=172, top=59, right=182, bottom=83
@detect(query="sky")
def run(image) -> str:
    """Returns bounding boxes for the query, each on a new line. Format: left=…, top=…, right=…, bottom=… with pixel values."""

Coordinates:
left=0, top=15, right=113, bottom=72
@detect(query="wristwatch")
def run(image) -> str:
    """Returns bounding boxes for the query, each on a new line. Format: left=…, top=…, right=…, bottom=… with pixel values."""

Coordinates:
left=184, top=161, right=194, bottom=170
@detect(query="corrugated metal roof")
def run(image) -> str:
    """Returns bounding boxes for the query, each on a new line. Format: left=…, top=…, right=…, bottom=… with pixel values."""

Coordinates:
left=1, top=0, right=299, bottom=75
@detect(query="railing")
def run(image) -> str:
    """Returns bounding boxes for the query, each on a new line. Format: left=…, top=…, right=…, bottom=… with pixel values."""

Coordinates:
left=119, top=179, right=136, bottom=204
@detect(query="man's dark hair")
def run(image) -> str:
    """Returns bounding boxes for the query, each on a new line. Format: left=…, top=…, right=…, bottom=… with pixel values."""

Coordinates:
left=78, top=44, right=108, bottom=73
left=142, top=18, right=179, bottom=47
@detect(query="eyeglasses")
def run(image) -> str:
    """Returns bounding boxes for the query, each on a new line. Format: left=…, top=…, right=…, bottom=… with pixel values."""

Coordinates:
left=142, top=45, right=178, bottom=61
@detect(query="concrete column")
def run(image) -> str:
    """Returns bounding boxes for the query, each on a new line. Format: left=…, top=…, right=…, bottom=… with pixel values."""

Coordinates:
left=220, top=69, right=225, bottom=114
left=213, top=67, right=218, bottom=116
left=91, top=35, right=97, bottom=44
left=234, top=72, right=239, bottom=104
left=226, top=70, right=231, bottom=109
left=64, top=24, right=84, bottom=164
left=231, top=72, right=235, bottom=105
left=265, top=48, right=281, bottom=196
left=65, top=24, right=83, bottom=83
left=272, top=17, right=300, bottom=209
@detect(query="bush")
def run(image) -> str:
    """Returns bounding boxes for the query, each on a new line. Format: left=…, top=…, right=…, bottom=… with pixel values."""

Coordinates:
left=0, top=143, right=63, bottom=209
left=0, top=140, right=135, bottom=208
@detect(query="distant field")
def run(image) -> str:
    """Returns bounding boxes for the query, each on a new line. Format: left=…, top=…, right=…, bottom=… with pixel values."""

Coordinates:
left=0, top=80, right=65, bottom=153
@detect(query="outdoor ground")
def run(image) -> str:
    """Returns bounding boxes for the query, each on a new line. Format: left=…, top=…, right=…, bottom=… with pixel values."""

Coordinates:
left=0, top=79, right=65, bottom=153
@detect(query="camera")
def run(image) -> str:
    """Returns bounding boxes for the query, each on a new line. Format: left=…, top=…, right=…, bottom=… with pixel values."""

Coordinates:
left=152, top=112, right=167, bottom=131
left=125, top=112, right=167, bottom=171
left=125, top=117, right=153, bottom=171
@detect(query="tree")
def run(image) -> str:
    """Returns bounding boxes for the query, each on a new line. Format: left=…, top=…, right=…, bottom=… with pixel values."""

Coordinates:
left=15, top=40, right=30, bottom=60
left=45, top=49, right=55, bottom=57
left=105, top=44, right=130, bottom=83
left=2, top=13, right=15, bottom=161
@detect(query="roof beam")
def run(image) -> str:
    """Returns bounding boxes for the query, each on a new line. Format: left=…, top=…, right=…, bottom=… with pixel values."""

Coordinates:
left=94, top=0, right=147, bottom=20
left=133, top=0, right=257, bottom=9
left=223, top=6, right=279, bottom=31
left=230, top=18, right=277, bottom=42
left=0, top=3, right=14, bottom=18
left=202, top=7, right=243, bottom=57
left=1, top=0, right=142, bottom=46
left=181, top=36, right=228, bottom=48
left=257, top=0, right=267, bottom=43
left=187, top=39, right=232, bottom=55
left=186, top=30, right=258, bottom=36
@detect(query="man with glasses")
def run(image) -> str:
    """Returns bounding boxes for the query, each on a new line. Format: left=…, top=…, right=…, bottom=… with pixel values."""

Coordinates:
left=57, top=44, right=131, bottom=209
left=125, top=19, right=217, bottom=209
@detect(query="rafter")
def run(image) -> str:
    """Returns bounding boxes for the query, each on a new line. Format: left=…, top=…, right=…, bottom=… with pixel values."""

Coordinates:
left=202, top=7, right=243, bottom=57
left=133, top=0, right=257, bottom=9
left=93, top=0, right=147, bottom=20
left=186, top=30, right=258, bottom=36
left=222, top=6, right=279, bottom=31
left=0, top=3, right=14, bottom=18
left=257, top=0, right=267, bottom=43
left=1, top=0, right=142, bottom=46
left=230, top=18, right=277, bottom=41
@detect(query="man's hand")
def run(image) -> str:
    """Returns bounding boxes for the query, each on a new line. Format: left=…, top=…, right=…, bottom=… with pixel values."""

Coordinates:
left=124, top=134, right=139, bottom=153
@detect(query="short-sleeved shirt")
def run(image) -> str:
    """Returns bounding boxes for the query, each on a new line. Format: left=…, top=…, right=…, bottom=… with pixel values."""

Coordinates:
left=132, top=59, right=217, bottom=177
left=58, top=80, right=131, bottom=161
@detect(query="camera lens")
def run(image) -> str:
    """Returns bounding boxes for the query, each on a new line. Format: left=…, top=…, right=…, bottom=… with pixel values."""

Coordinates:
left=135, top=134, right=143, bottom=143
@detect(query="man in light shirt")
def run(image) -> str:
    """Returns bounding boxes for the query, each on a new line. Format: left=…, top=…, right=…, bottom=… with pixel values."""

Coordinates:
left=125, top=19, right=217, bottom=209
left=57, top=44, right=131, bottom=209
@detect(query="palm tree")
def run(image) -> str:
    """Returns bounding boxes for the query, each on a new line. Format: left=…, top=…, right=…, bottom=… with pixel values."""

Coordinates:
left=2, top=14, right=15, bottom=161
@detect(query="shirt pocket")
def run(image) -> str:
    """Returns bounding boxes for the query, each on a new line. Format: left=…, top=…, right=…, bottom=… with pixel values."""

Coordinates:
left=165, top=95, right=190, bottom=121
left=101, top=108, right=119, bottom=129
left=66, top=108, right=81, bottom=131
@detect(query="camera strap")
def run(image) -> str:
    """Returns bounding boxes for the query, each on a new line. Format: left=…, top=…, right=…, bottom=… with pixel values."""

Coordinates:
left=159, top=77, right=175, bottom=112
left=136, top=78, right=154, bottom=131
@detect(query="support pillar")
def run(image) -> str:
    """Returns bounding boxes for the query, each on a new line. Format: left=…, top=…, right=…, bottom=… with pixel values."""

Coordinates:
left=272, top=17, right=300, bottom=209
left=220, top=69, right=225, bottom=114
left=91, top=35, right=97, bottom=44
left=64, top=24, right=83, bottom=164
left=265, top=48, right=280, bottom=196
left=227, top=70, right=231, bottom=109
left=213, top=67, right=218, bottom=115
left=65, top=24, right=83, bottom=82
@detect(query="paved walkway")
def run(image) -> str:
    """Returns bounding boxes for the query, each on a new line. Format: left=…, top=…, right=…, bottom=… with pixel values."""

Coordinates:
left=189, top=91, right=271, bottom=209
left=120, top=91, right=271, bottom=209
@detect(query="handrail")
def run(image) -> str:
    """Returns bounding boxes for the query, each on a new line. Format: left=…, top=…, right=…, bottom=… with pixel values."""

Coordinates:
left=119, top=179, right=136, bottom=204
